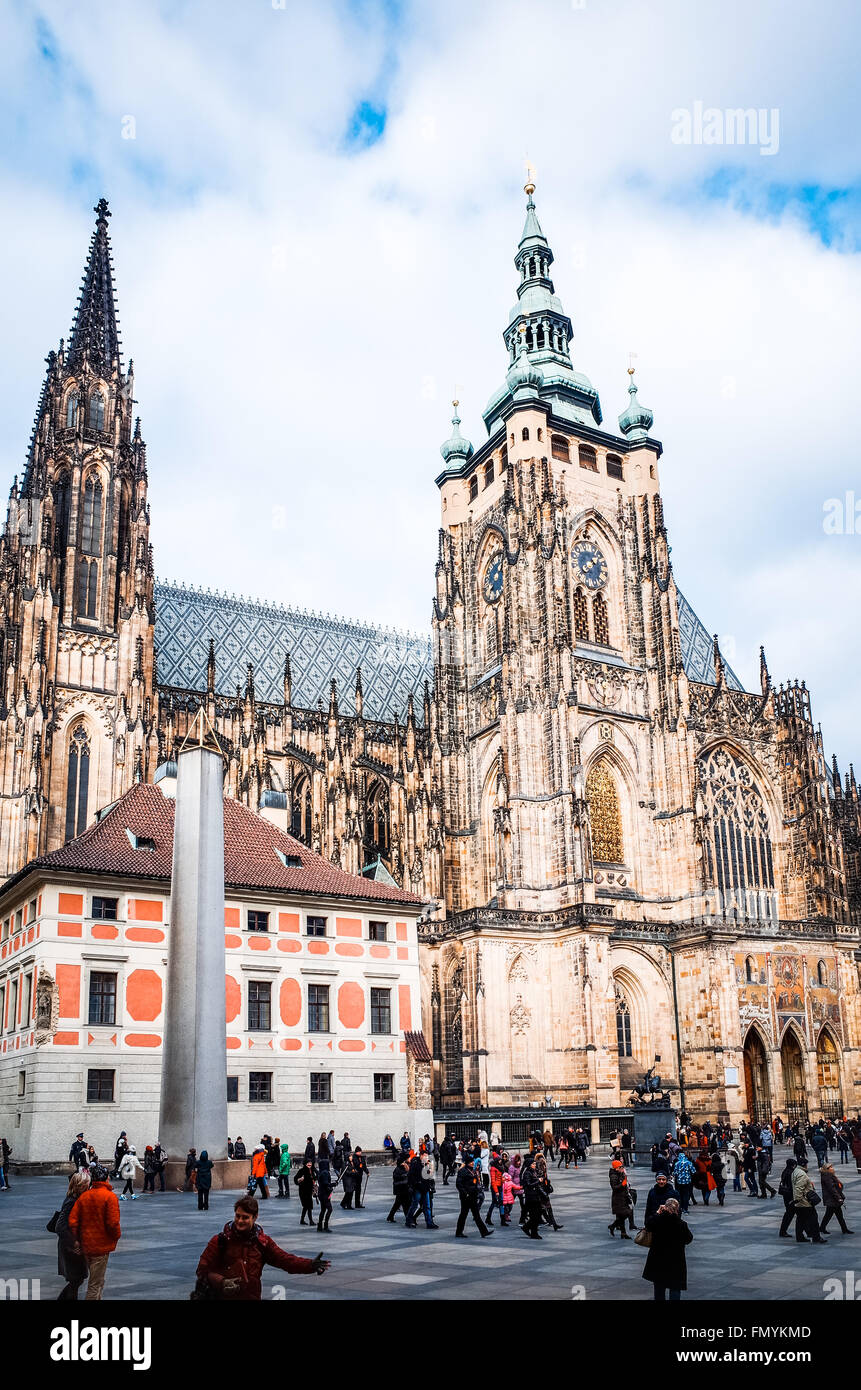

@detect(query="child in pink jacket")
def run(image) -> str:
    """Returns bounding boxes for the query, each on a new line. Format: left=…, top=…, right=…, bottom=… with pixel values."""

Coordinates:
left=501, top=1170, right=522, bottom=1225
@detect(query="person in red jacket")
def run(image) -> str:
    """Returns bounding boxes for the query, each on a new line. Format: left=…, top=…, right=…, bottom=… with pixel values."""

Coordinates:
left=67, top=1164, right=121, bottom=1301
left=195, top=1195, right=330, bottom=1300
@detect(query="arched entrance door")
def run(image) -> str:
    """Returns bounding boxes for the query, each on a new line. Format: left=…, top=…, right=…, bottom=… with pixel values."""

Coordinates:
left=780, top=1030, right=808, bottom=1126
left=816, top=1030, right=843, bottom=1119
left=742, top=1028, right=771, bottom=1127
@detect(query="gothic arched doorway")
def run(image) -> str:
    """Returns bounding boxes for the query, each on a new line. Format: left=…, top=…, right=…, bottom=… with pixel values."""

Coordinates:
left=742, top=1027, right=771, bottom=1127
left=780, top=1029, right=807, bottom=1126
left=816, top=1030, right=843, bottom=1119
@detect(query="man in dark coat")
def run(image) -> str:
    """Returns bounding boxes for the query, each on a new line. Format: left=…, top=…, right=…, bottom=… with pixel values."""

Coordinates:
left=439, top=1134, right=457, bottom=1185
left=351, top=1148, right=369, bottom=1208
left=69, top=1134, right=87, bottom=1168
left=642, top=1198, right=694, bottom=1300
left=303, top=1136, right=316, bottom=1165
left=387, top=1154, right=411, bottom=1222
left=233, top=1137, right=246, bottom=1161
left=455, top=1154, right=493, bottom=1238
left=112, top=1131, right=129, bottom=1178
left=196, top=1196, right=328, bottom=1299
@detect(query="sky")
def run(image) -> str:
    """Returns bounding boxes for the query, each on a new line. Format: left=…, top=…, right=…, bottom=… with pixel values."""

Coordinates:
left=1, top=0, right=859, bottom=763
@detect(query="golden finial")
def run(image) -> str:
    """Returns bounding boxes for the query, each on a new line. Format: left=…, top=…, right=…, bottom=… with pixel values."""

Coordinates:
left=627, top=350, right=638, bottom=376
left=525, top=156, right=536, bottom=197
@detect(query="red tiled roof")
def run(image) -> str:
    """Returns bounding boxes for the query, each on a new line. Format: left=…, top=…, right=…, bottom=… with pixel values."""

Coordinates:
left=404, top=1030, right=432, bottom=1062
left=6, top=782, right=422, bottom=908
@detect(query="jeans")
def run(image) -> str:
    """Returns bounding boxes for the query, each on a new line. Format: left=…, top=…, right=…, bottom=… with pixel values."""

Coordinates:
left=406, top=1189, right=433, bottom=1226
left=277, top=1175, right=290, bottom=1197
left=744, top=1172, right=758, bottom=1196
left=654, top=1285, right=681, bottom=1301
left=486, top=1188, right=504, bottom=1222
left=197, top=1188, right=210, bottom=1210
left=143, top=1172, right=155, bottom=1192
left=677, top=1183, right=692, bottom=1213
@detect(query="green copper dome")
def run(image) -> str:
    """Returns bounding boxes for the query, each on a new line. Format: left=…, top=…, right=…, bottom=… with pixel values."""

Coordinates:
left=618, top=369, right=653, bottom=439
left=439, top=403, right=474, bottom=466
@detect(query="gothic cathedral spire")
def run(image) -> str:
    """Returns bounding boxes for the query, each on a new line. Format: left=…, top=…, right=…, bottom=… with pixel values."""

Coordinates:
left=0, top=200, right=157, bottom=881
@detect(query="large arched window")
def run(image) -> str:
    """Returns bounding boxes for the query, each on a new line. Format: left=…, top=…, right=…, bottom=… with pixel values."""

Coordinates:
left=64, top=724, right=91, bottom=841
left=65, top=392, right=78, bottom=428
left=573, top=587, right=589, bottom=642
left=75, top=557, right=98, bottom=619
left=81, top=476, right=103, bottom=554
left=579, top=444, right=598, bottom=472
left=592, top=592, right=610, bottom=646
left=816, top=1030, right=842, bottom=1114
left=699, top=747, right=775, bottom=919
left=364, top=780, right=390, bottom=863
left=290, top=774, right=312, bottom=844
left=615, top=985, right=632, bottom=1057
left=442, top=959, right=464, bottom=1100
left=88, top=392, right=105, bottom=430
left=586, top=759, right=624, bottom=864
left=480, top=771, right=500, bottom=904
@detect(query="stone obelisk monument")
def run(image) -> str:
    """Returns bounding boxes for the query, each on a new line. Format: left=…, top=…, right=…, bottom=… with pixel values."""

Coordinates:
left=159, top=715, right=239, bottom=1188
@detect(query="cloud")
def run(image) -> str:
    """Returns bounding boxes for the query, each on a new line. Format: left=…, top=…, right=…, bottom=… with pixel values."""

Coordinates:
left=0, top=0, right=859, bottom=763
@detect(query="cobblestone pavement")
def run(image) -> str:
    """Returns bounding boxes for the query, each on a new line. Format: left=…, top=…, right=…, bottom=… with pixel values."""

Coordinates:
left=2, top=1155, right=859, bottom=1301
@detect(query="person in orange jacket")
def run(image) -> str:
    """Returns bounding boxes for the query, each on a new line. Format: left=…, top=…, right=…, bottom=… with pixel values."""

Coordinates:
left=249, top=1144, right=269, bottom=1198
left=67, top=1163, right=121, bottom=1301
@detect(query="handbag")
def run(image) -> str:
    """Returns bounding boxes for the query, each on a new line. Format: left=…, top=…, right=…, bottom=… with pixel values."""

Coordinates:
left=46, top=1210, right=61, bottom=1233
left=808, top=1190, right=820, bottom=1207
left=627, top=1187, right=637, bottom=1205
left=633, top=1226, right=652, bottom=1247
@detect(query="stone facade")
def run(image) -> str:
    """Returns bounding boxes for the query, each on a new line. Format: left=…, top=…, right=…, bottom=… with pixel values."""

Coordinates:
left=1, top=191, right=860, bottom=1130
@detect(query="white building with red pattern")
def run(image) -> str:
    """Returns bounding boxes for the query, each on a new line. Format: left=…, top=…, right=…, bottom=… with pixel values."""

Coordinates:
left=0, top=767, right=432, bottom=1165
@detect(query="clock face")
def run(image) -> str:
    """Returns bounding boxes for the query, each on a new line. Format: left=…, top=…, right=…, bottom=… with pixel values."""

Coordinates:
left=571, top=540, right=608, bottom=591
left=483, top=551, right=504, bottom=603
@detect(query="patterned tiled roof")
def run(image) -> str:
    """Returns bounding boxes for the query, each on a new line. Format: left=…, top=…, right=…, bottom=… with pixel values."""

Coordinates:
left=153, top=579, right=742, bottom=716
left=676, top=588, right=744, bottom=691
left=3, top=782, right=421, bottom=908
left=155, top=581, right=432, bottom=721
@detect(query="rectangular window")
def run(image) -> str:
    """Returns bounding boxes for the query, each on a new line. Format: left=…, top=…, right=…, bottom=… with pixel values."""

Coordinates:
left=310, top=1073, right=331, bottom=1104
left=91, top=896, right=118, bottom=921
left=87, top=1069, right=115, bottom=1103
left=17, top=1070, right=26, bottom=1097
left=227, top=1076, right=239, bottom=1103
left=368, top=921, right=388, bottom=942
left=247, top=980, right=272, bottom=1032
left=10, top=979, right=19, bottom=1029
left=249, top=1071, right=272, bottom=1103
left=28, top=898, right=37, bottom=923
left=370, top=987, right=391, bottom=1035
left=14, top=910, right=22, bottom=934
left=247, top=909, right=270, bottom=933
left=374, top=1073, right=394, bottom=1103
left=469, top=475, right=478, bottom=501
left=23, top=973, right=33, bottom=1025
left=0, top=986, right=5, bottom=1032
left=306, top=915, right=327, bottom=937
left=1, top=919, right=8, bottom=941
left=88, top=972, right=117, bottom=1027
left=307, top=984, right=329, bottom=1032
left=484, top=460, right=494, bottom=487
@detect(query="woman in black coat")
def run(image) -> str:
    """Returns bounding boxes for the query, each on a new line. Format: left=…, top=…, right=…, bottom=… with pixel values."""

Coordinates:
left=194, top=1150, right=213, bottom=1210
left=56, top=1171, right=90, bottom=1300
left=642, top=1198, right=694, bottom=1300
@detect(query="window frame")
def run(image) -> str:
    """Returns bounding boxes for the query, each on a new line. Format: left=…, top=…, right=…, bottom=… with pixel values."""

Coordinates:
left=368, top=920, right=388, bottom=942
left=373, top=1072, right=394, bottom=1103
left=305, top=915, right=327, bottom=938
left=227, top=1076, right=239, bottom=1103
left=87, top=968, right=119, bottom=1028
left=247, top=979, right=272, bottom=1033
left=310, top=1072, right=332, bottom=1104
left=370, top=986, right=392, bottom=1035
left=307, top=983, right=330, bottom=1033
left=247, top=909, right=270, bottom=934
left=86, top=1068, right=116, bottom=1104
left=248, top=1071, right=273, bottom=1104
left=91, top=896, right=119, bottom=921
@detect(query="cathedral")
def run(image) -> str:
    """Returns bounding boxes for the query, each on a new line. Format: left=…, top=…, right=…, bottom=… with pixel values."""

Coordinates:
left=1, top=187, right=860, bottom=1129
